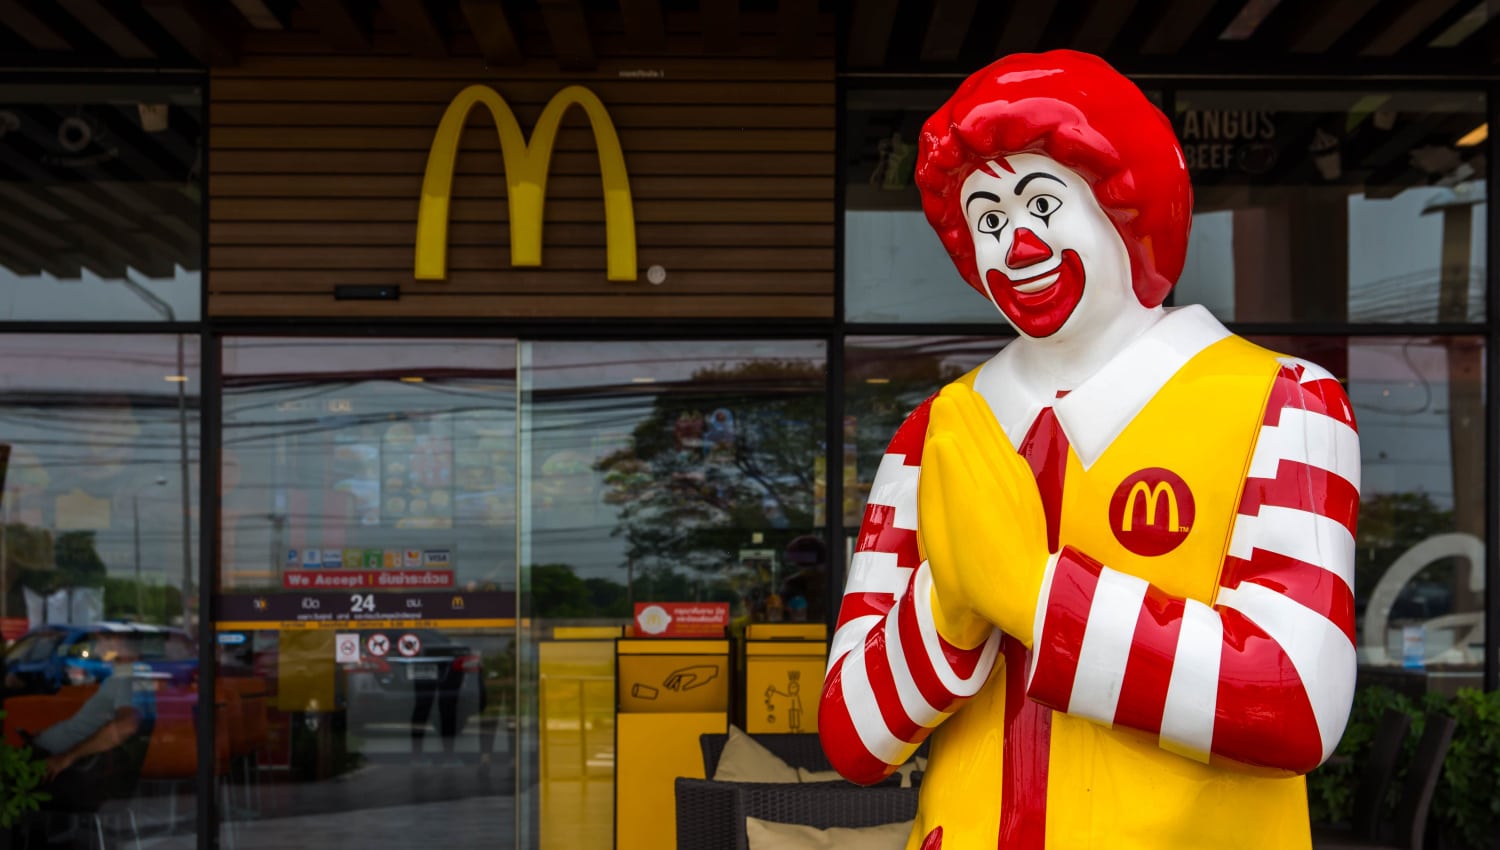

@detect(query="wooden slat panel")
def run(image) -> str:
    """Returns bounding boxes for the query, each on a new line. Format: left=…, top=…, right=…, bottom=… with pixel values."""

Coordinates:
left=211, top=78, right=833, bottom=104
left=213, top=245, right=832, bottom=273
left=209, top=293, right=834, bottom=319
left=210, top=221, right=835, bottom=248
left=210, top=52, right=835, bottom=320
left=211, top=126, right=833, bottom=151
left=209, top=198, right=833, bottom=223
left=209, top=268, right=832, bottom=294
left=210, top=174, right=833, bottom=200
left=210, top=102, right=834, bottom=128
left=213, top=55, right=832, bottom=81
left=212, top=149, right=832, bottom=176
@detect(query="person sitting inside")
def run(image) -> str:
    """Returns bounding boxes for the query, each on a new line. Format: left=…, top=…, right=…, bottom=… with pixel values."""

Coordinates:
left=27, top=633, right=153, bottom=815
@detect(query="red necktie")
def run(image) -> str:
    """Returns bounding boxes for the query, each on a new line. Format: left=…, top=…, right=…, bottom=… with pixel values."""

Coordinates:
left=999, top=404, right=1070, bottom=850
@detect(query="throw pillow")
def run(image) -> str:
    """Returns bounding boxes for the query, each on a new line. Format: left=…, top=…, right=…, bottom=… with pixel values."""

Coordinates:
left=745, top=817, right=913, bottom=850
left=796, top=767, right=844, bottom=783
left=713, top=725, right=800, bottom=783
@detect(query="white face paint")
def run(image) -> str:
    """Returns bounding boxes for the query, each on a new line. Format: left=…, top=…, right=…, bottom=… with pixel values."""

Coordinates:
left=960, top=152, right=1140, bottom=343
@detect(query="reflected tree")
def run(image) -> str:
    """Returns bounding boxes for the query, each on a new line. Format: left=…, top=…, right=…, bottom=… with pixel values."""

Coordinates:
left=596, top=360, right=825, bottom=600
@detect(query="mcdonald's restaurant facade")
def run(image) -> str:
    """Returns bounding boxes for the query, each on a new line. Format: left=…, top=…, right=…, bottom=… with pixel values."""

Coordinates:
left=0, top=2, right=1496, bottom=849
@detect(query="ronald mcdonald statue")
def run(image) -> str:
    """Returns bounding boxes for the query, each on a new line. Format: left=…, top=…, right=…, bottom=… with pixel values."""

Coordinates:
left=819, top=51, right=1360, bottom=850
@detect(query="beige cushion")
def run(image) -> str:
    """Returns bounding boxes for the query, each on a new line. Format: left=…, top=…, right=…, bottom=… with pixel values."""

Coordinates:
left=797, top=756, right=927, bottom=786
left=796, top=767, right=844, bottom=783
left=713, top=726, right=800, bottom=783
left=894, top=756, right=927, bottom=788
left=746, top=817, right=913, bottom=850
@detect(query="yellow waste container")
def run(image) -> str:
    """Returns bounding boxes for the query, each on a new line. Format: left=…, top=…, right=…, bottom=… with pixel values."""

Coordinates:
left=743, top=623, right=827, bottom=735
left=614, top=638, right=730, bottom=850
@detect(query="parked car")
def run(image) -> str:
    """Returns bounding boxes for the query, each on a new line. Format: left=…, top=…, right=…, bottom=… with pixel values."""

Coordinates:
left=3, top=622, right=197, bottom=693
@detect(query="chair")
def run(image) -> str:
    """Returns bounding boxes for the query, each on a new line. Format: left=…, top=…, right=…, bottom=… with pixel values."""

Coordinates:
left=1314, top=709, right=1412, bottom=843
left=137, top=684, right=234, bottom=843
left=699, top=731, right=929, bottom=777
left=700, top=732, right=837, bottom=776
left=1315, top=714, right=1458, bottom=850
left=675, top=778, right=919, bottom=850
left=219, top=677, right=270, bottom=816
left=10, top=687, right=155, bottom=850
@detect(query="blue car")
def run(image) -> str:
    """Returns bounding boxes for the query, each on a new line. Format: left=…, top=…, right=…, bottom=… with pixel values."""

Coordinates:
left=3, top=622, right=197, bottom=694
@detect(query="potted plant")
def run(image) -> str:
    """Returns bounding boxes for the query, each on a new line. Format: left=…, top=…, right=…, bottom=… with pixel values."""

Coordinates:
left=1309, top=687, right=1500, bottom=850
left=0, top=711, right=50, bottom=839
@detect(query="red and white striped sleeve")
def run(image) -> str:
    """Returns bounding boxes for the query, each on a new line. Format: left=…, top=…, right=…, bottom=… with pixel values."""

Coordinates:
left=1025, top=358, right=1359, bottom=773
left=818, top=396, right=1002, bottom=785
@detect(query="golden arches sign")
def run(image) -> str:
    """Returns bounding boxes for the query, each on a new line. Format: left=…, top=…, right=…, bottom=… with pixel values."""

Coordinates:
left=1121, top=480, right=1179, bottom=533
left=414, top=84, right=637, bottom=282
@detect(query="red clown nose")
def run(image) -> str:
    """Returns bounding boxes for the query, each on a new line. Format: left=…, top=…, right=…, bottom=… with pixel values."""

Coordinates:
left=1006, top=227, right=1054, bottom=269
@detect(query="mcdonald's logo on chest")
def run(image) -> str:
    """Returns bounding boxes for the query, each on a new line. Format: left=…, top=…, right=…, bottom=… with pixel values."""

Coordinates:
left=1108, top=467, right=1195, bottom=557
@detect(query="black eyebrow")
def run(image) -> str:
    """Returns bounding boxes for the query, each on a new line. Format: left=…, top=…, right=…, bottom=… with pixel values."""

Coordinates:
left=1014, top=172, right=1064, bottom=195
left=965, top=190, right=1000, bottom=211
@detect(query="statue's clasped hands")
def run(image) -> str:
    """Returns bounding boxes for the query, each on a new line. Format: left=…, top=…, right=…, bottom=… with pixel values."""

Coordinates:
left=919, top=382, right=1052, bottom=649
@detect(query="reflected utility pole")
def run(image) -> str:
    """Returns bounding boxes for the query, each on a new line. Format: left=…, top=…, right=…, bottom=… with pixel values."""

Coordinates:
left=121, top=276, right=195, bottom=627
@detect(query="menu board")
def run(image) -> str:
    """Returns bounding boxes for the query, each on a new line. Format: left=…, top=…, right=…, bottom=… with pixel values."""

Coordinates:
left=382, top=419, right=453, bottom=529
left=453, top=412, right=515, bottom=527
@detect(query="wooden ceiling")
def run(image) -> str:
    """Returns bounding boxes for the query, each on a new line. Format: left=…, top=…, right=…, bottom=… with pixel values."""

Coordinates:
left=847, top=0, right=1498, bottom=76
left=0, top=1, right=837, bottom=70
left=0, top=1, right=1491, bottom=74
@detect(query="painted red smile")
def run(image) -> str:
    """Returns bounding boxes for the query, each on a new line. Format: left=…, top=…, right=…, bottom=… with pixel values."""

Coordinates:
left=984, top=249, right=1086, bottom=338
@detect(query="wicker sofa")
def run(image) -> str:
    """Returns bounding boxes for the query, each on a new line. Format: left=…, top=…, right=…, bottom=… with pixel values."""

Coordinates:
left=674, top=732, right=920, bottom=849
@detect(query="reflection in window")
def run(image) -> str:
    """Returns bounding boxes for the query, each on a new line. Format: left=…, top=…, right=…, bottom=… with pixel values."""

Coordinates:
left=842, top=88, right=1165, bottom=325
left=1177, top=91, right=1487, bottom=323
left=217, top=338, right=516, bottom=836
left=0, top=82, right=202, bottom=322
left=1251, top=336, right=1485, bottom=685
left=523, top=341, right=829, bottom=624
left=0, top=333, right=200, bottom=843
left=842, top=336, right=1008, bottom=527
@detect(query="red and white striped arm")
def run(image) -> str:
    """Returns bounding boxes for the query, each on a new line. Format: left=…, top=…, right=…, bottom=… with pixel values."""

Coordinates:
left=818, top=397, right=1002, bottom=785
left=1025, top=359, right=1360, bottom=773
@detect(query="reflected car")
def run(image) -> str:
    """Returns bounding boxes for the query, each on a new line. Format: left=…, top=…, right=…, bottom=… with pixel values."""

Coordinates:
left=343, top=629, right=483, bottom=733
left=3, top=622, right=197, bottom=693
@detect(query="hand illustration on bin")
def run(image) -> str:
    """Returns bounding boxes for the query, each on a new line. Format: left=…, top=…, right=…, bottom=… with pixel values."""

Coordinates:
left=818, top=50, right=1359, bottom=850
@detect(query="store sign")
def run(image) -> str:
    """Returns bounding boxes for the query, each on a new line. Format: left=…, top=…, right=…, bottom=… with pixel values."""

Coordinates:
left=215, top=589, right=515, bottom=631
left=414, top=84, right=637, bottom=282
left=633, top=602, right=730, bottom=637
left=1177, top=109, right=1279, bottom=174
left=282, top=569, right=454, bottom=590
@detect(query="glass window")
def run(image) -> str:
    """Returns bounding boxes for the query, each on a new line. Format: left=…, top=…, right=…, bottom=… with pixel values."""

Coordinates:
left=843, top=88, right=1164, bottom=325
left=1176, top=90, right=1487, bottom=324
left=0, top=333, right=200, bottom=843
left=218, top=337, right=516, bottom=847
left=842, top=335, right=1008, bottom=528
left=844, top=89, right=1008, bottom=324
left=1248, top=335, right=1486, bottom=690
left=0, top=81, right=203, bottom=322
left=518, top=339, right=828, bottom=850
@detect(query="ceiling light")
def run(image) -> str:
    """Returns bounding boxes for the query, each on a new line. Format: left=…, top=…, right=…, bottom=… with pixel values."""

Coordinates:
left=1456, top=123, right=1488, bottom=147
left=865, top=378, right=891, bottom=384
left=399, top=376, right=424, bottom=383
left=164, top=375, right=187, bottom=382
left=630, top=377, right=656, bottom=384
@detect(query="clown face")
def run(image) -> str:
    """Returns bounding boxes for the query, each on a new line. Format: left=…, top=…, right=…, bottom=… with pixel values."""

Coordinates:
left=960, top=152, right=1136, bottom=340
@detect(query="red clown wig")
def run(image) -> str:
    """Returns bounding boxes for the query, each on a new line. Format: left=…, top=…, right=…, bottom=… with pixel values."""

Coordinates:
left=915, top=50, right=1192, bottom=308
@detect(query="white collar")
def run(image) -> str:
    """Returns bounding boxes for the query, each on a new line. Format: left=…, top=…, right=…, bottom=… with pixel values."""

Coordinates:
left=972, top=304, right=1231, bottom=470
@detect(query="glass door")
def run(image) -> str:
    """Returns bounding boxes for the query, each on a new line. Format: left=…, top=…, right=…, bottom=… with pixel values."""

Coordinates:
left=216, top=337, right=518, bottom=849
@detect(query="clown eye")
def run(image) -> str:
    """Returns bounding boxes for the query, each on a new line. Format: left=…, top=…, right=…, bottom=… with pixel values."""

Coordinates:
left=977, top=210, right=1007, bottom=235
left=1027, top=194, right=1061, bottom=221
